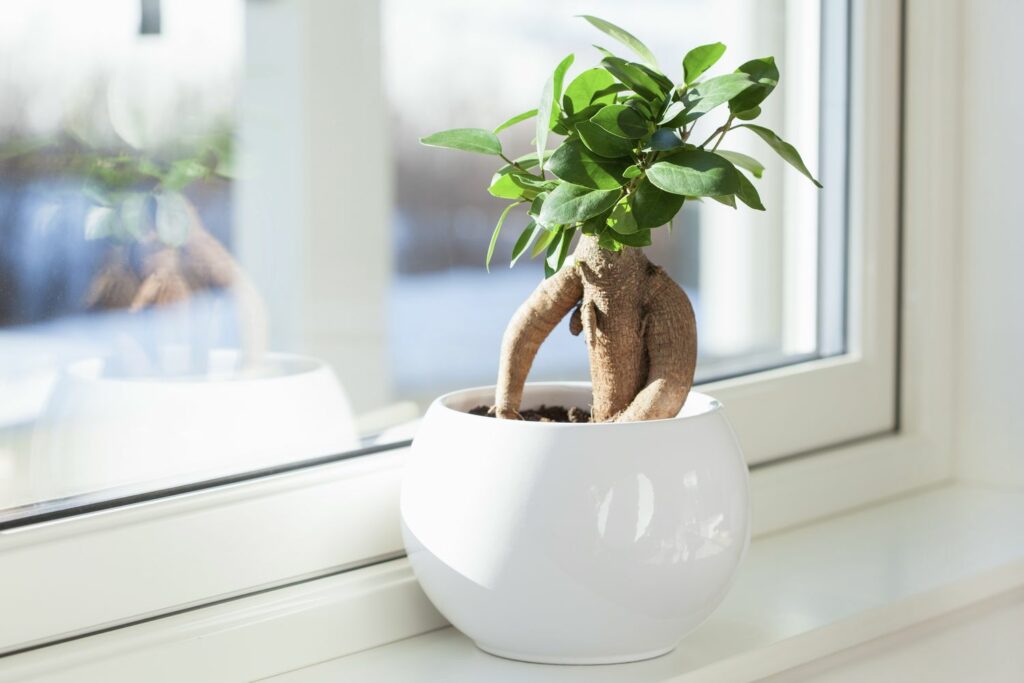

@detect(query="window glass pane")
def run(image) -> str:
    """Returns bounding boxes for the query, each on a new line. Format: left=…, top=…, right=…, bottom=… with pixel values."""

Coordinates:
left=0, top=0, right=847, bottom=526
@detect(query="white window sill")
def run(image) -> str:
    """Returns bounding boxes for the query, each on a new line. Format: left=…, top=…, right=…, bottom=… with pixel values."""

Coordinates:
left=266, top=482, right=1024, bottom=683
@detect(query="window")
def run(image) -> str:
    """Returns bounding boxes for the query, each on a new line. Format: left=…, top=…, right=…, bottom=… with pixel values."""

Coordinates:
left=0, top=0, right=905, bottom=657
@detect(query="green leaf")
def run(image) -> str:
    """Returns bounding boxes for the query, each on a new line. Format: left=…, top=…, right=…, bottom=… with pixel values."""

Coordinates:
left=711, top=194, right=737, bottom=209
left=486, top=202, right=522, bottom=271
left=488, top=171, right=524, bottom=199
left=510, top=221, right=540, bottom=266
left=734, top=106, right=761, bottom=121
left=729, top=57, right=779, bottom=114
left=734, top=170, right=765, bottom=210
left=531, top=225, right=559, bottom=257
left=597, top=230, right=624, bottom=251
left=562, top=68, right=617, bottom=116
left=537, top=55, right=575, bottom=165
left=683, top=42, right=727, bottom=85
left=547, top=227, right=575, bottom=273
left=682, top=73, right=754, bottom=122
left=630, top=178, right=685, bottom=228
left=581, top=209, right=612, bottom=234
left=590, top=104, right=649, bottom=138
left=649, top=128, right=683, bottom=151
left=494, top=109, right=538, bottom=134
left=659, top=101, right=688, bottom=128
left=601, top=57, right=666, bottom=100
left=647, top=149, right=740, bottom=196
left=614, top=228, right=653, bottom=247
left=539, top=183, right=621, bottom=225
left=421, top=128, right=502, bottom=156
left=578, top=15, right=659, bottom=68
left=608, top=200, right=638, bottom=234
left=576, top=120, right=635, bottom=158
left=623, top=164, right=642, bottom=179
left=714, top=150, right=764, bottom=178
left=737, top=124, right=822, bottom=186
left=546, top=138, right=629, bottom=189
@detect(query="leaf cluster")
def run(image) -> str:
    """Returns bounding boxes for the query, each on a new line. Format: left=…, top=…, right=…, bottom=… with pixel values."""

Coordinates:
left=420, top=15, right=821, bottom=275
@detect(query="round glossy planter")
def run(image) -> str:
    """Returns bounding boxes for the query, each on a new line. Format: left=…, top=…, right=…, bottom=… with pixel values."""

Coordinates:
left=401, top=382, right=750, bottom=665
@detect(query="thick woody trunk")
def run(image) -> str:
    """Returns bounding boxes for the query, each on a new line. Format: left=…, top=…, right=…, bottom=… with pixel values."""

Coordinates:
left=496, top=234, right=697, bottom=422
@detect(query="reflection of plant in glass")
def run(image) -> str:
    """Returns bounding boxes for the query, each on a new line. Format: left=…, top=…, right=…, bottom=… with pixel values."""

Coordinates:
left=422, top=16, right=820, bottom=422
left=82, top=137, right=235, bottom=311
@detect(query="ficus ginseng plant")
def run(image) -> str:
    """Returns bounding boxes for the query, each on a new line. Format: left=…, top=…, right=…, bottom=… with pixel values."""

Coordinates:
left=421, top=15, right=821, bottom=422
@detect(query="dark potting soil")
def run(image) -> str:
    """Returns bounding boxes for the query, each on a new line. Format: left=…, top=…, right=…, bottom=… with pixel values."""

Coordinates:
left=468, top=404, right=592, bottom=423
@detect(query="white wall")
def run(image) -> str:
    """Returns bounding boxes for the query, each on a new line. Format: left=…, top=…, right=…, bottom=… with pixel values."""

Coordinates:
left=956, top=0, right=1024, bottom=485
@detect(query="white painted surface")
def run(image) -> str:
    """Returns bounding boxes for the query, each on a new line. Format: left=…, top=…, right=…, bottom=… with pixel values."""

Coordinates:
left=956, top=0, right=1024, bottom=486
left=402, top=386, right=748, bottom=663
left=763, top=595, right=1024, bottom=682
left=264, top=483, right=1024, bottom=683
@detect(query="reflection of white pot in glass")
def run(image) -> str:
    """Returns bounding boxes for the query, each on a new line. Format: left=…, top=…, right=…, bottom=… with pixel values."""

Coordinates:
left=402, top=382, right=749, bottom=665
left=31, top=350, right=358, bottom=500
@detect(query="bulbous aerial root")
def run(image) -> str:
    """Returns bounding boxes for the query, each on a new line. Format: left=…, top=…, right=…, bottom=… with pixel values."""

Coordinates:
left=494, top=236, right=697, bottom=423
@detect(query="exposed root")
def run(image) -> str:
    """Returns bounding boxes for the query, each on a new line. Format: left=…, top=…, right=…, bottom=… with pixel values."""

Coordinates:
left=495, top=265, right=582, bottom=418
left=615, top=266, right=697, bottom=422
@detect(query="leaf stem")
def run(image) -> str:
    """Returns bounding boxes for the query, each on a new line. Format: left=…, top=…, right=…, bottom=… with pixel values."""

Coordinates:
left=500, top=153, right=534, bottom=176
left=701, top=114, right=735, bottom=152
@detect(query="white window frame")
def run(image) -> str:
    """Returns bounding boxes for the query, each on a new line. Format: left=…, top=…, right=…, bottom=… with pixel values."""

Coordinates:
left=0, top=0, right=959, bottom=661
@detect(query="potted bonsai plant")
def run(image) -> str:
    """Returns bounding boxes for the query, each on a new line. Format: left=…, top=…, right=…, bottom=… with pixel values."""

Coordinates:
left=401, top=16, right=820, bottom=664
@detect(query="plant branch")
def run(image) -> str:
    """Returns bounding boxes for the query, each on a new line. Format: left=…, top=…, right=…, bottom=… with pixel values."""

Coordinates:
left=500, top=153, right=534, bottom=176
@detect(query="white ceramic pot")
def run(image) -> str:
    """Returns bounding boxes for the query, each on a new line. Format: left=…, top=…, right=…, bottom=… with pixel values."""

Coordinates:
left=30, top=350, right=359, bottom=500
left=401, top=382, right=749, bottom=665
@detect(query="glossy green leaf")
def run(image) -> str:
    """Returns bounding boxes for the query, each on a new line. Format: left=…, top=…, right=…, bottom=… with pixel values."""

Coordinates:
left=581, top=209, right=612, bottom=234
left=729, top=57, right=779, bottom=114
left=597, top=230, right=624, bottom=251
left=607, top=200, right=638, bottom=234
left=510, top=221, right=541, bottom=266
left=531, top=225, right=559, bottom=257
left=734, top=170, right=765, bottom=210
left=623, top=164, right=642, bottom=179
left=562, top=68, right=618, bottom=115
left=682, top=73, right=754, bottom=122
left=494, top=108, right=538, bottom=134
left=614, top=228, right=653, bottom=247
left=683, top=42, right=727, bottom=85
left=537, top=54, right=575, bottom=165
left=546, top=138, right=629, bottom=189
left=547, top=227, right=576, bottom=273
left=737, top=124, right=822, bottom=186
left=734, top=106, right=761, bottom=120
left=601, top=57, right=665, bottom=100
left=539, top=183, right=621, bottom=225
left=590, top=104, right=649, bottom=138
left=649, top=128, right=683, bottom=151
left=659, top=101, right=688, bottom=128
left=578, top=15, right=659, bottom=68
left=488, top=170, right=525, bottom=199
left=711, top=194, right=737, bottom=209
left=486, top=201, right=522, bottom=271
left=576, top=120, right=635, bottom=158
left=420, top=128, right=502, bottom=156
left=714, top=150, right=765, bottom=178
left=647, top=149, right=740, bottom=196
left=630, top=178, right=686, bottom=228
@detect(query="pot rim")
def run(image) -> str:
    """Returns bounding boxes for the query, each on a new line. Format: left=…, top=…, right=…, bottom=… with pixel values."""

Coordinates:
left=432, top=381, right=722, bottom=428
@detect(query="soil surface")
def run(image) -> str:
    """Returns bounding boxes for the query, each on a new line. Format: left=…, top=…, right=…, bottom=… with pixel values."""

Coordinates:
left=469, top=404, right=591, bottom=423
